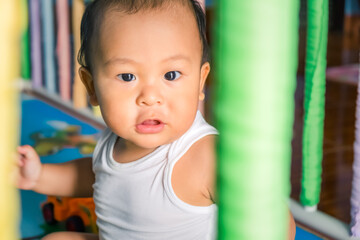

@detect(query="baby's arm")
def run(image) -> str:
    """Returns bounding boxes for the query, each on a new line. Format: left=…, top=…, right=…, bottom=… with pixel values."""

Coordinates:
left=172, top=136, right=296, bottom=240
left=288, top=211, right=296, bottom=240
left=42, top=232, right=98, bottom=240
left=17, top=145, right=94, bottom=197
left=172, top=135, right=216, bottom=206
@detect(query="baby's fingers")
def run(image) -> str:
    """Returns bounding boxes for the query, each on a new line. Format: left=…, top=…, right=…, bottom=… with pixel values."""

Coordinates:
left=17, top=145, right=39, bottom=161
left=16, top=145, right=41, bottom=190
left=17, top=146, right=29, bottom=166
left=17, top=145, right=41, bottom=170
left=16, top=153, right=24, bottom=167
left=17, top=145, right=34, bottom=156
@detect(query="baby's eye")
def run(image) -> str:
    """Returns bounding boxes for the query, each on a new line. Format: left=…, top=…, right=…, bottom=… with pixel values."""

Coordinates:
left=117, top=73, right=136, bottom=82
left=164, top=71, right=181, bottom=81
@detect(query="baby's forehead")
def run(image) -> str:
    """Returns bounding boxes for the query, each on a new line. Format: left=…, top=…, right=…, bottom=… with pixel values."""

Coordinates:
left=79, top=0, right=207, bottom=71
left=100, top=1, right=196, bottom=28
left=96, top=2, right=201, bottom=47
left=97, top=5, right=202, bottom=59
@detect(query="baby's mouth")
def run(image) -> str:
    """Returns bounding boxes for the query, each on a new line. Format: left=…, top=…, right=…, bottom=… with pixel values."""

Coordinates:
left=136, top=119, right=165, bottom=134
left=141, top=119, right=162, bottom=125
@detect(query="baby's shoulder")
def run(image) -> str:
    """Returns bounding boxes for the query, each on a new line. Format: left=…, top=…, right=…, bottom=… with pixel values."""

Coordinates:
left=171, top=134, right=217, bottom=205
left=185, top=134, right=216, bottom=164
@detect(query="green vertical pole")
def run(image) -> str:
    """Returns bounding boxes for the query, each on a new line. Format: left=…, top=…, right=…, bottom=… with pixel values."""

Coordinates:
left=20, top=0, right=31, bottom=80
left=300, top=0, right=328, bottom=208
left=214, top=1, right=299, bottom=239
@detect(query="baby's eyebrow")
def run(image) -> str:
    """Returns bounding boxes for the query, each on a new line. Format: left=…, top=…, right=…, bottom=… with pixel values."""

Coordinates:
left=104, top=55, right=191, bottom=67
left=162, top=54, right=191, bottom=63
left=104, top=57, right=138, bottom=66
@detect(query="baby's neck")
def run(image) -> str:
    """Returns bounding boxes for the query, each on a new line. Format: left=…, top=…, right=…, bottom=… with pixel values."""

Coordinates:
left=112, top=137, right=158, bottom=164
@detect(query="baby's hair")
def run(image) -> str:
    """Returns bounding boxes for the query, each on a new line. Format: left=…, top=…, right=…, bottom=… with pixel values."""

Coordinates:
left=77, top=0, right=209, bottom=72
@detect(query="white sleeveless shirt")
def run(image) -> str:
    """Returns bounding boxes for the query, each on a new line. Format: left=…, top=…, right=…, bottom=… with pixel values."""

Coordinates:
left=92, top=111, right=218, bottom=240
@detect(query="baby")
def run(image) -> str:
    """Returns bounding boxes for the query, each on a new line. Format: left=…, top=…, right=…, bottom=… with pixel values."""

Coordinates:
left=19, top=0, right=215, bottom=239
left=17, top=0, right=295, bottom=239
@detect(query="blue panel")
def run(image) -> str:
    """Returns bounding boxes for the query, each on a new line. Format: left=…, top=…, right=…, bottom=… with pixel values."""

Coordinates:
left=20, top=94, right=101, bottom=238
left=295, top=226, right=324, bottom=240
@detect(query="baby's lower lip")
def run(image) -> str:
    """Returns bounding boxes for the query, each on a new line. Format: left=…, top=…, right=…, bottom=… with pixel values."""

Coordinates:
left=136, top=120, right=165, bottom=134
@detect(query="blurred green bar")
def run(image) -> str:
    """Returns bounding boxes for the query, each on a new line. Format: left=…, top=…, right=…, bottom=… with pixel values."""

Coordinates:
left=300, top=0, right=328, bottom=207
left=214, top=1, right=299, bottom=239
left=20, top=0, right=31, bottom=80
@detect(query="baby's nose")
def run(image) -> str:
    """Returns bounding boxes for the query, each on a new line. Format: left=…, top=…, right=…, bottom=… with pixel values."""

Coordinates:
left=136, top=86, right=163, bottom=106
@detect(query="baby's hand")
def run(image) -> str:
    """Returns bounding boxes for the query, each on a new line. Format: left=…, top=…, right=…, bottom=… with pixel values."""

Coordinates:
left=17, top=145, right=42, bottom=190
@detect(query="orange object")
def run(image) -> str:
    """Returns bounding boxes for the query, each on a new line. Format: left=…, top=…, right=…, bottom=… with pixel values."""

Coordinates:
left=43, top=196, right=97, bottom=233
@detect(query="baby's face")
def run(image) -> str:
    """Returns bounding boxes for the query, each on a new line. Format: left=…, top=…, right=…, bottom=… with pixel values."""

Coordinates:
left=90, top=4, right=209, bottom=150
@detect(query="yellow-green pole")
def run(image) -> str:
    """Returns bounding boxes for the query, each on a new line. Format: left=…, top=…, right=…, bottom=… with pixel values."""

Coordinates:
left=0, top=0, right=21, bottom=239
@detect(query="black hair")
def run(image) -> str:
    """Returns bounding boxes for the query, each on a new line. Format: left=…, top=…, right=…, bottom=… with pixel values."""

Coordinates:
left=77, top=0, right=209, bottom=72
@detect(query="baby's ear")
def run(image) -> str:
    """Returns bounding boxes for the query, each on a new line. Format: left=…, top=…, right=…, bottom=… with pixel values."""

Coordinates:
left=199, top=62, right=210, bottom=101
left=79, top=67, right=99, bottom=106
